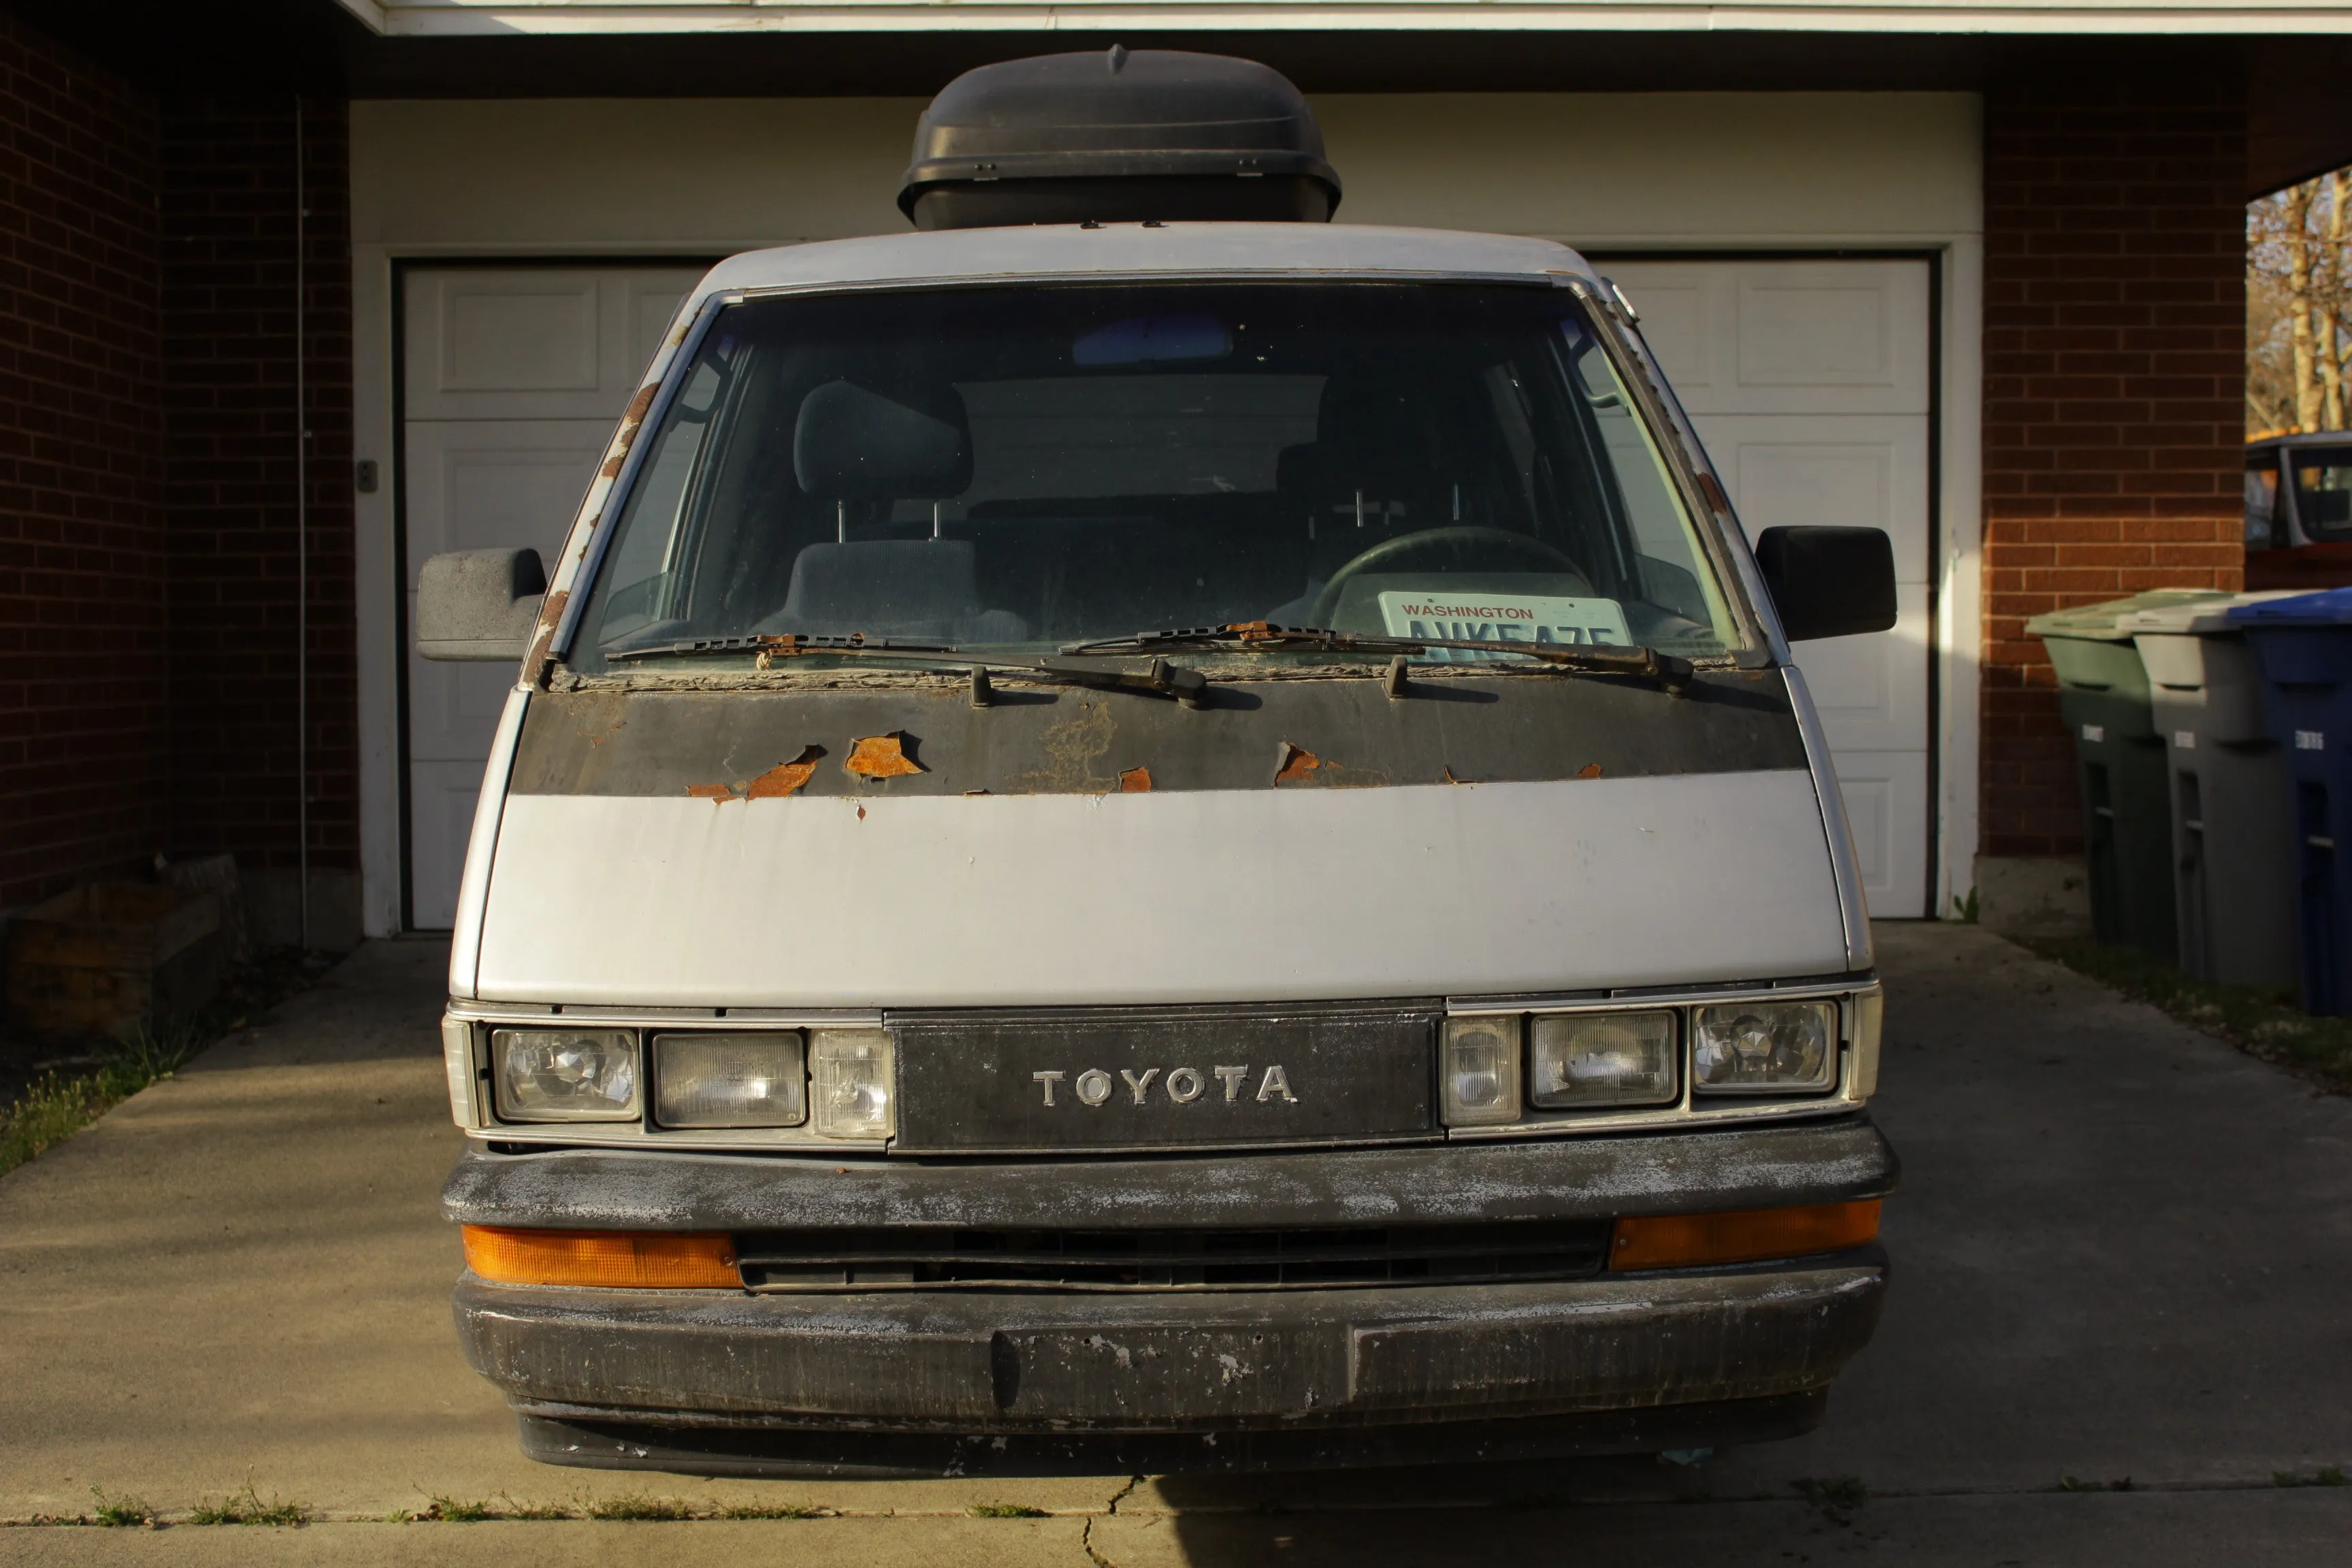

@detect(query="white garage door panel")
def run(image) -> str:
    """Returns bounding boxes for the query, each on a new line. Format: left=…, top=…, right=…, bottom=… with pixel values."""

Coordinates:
left=1791, top=586, right=1932, bottom=754
left=405, top=268, right=701, bottom=421
left=403, top=265, right=703, bottom=928
left=404, top=421, right=613, bottom=768
left=1698, top=414, right=1931, bottom=584
left=1825, top=751, right=1930, bottom=914
left=1606, top=259, right=1933, bottom=917
left=409, top=764, right=496, bottom=943
left=1601, top=261, right=1930, bottom=416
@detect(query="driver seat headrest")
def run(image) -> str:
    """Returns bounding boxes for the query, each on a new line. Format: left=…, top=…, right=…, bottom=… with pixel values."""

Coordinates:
left=794, top=379, right=973, bottom=502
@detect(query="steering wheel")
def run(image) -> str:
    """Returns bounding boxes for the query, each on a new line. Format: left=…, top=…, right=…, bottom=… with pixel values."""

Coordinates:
left=1308, top=527, right=1585, bottom=627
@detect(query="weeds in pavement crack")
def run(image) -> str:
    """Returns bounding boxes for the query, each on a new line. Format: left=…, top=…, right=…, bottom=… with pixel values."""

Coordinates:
left=87, top=1488, right=153, bottom=1529
left=417, top=1495, right=497, bottom=1522
left=583, top=1493, right=693, bottom=1521
left=1791, top=1476, right=1866, bottom=1525
left=2275, top=1467, right=2347, bottom=1488
left=497, top=1492, right=573, bottom=1520
left=188, top=1482, right=307, bottom=1527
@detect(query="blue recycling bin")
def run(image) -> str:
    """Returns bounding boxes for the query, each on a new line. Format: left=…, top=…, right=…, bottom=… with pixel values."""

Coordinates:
left=2229, top=587, right=2352, bottom=1014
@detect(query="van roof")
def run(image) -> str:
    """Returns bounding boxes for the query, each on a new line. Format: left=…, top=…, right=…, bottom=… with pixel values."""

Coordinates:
left=695, top=223, right=1597, bottom=301
left=2247, top=431, right=2352, bottom=453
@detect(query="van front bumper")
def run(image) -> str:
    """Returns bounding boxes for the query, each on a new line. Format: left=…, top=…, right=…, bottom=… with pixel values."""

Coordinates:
left=462, top=1254, right=1883, bottom=1476
left=446, top=1115, right=1894, bottom=1476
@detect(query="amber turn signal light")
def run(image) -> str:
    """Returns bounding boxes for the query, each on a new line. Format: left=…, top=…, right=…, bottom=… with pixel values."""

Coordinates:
left=1608, top=1199, right=1880, bottom=1271
left=462, top=1226, right=742, bottom=1288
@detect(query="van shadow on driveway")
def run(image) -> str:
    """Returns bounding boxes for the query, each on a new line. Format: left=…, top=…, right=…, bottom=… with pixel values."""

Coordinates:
left=1, top=922, right=2349, bottom=1565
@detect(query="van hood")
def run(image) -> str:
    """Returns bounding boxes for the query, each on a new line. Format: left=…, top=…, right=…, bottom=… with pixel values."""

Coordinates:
left=463, top=675, right=1851, bottom=1007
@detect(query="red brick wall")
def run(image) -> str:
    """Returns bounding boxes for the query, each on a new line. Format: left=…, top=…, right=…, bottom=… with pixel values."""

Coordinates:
left=1981, top=69, right=2248, bottom=857
left=161, top=98, right=355, bottom=888
left=0, top=8, right=355, bottom=921
left=0, top=14, right=164, bottom=912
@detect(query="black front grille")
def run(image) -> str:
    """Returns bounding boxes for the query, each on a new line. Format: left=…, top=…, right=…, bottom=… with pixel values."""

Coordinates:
left=733, top=1218, right=1612, bottom=1292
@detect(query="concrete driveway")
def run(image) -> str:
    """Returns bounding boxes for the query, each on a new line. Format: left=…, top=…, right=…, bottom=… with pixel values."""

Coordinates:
left=3, top=922, right=2349, bottom=1565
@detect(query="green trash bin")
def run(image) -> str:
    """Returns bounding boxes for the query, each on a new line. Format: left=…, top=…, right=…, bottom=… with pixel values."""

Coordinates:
left=2121, top=593, right=2303, bottom=990
left=2027, top=591, right=2235, bottom=960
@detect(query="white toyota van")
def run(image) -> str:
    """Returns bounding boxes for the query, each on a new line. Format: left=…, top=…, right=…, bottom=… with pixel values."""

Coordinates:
left=421, top=49, right=1900, bottom=1478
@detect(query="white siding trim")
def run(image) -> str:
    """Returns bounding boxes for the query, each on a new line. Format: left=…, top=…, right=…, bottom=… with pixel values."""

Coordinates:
left=362, top=1, right=2352, bottom=39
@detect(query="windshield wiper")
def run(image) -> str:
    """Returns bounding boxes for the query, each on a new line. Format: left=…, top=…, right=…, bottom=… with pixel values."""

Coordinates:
left=1063, top=622, right=1695, bottom=693
left=604, top=633, right=1210, bottom=708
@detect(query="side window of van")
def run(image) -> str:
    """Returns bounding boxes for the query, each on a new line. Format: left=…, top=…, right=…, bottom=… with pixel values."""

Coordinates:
left=2291, top=449, right=2352, bottom=542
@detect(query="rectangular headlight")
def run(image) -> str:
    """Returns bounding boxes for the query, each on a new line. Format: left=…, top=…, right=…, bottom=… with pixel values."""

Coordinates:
left=1441, top=1015, right=1521, bottom=1127
left=654, top=1031, right=807, bottom=1128
left=1692, top=1001, right=1837, bottom=1095
left=810, top=1028, right=895, bottom=1139
left=491, top=1027, right=639, bottom=1122
left=1529, top=1010, right=1678, bottom=1109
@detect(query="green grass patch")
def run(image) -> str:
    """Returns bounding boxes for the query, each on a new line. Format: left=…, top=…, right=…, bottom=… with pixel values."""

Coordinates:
left=418, top=1496, right=499, bottom=1521
left=187, top=1484, right=307, bottom=1526
left=2276, top=1467, right=2347, bottom=1488
left=497, top=1494, right=574, bottom=1520
left=2027, top=938, right=2352, bottom=1094
left=0, top=1026, right=205, bottom=1178
left=1791, top=1477, right=1865, bottom=1524
left=969, top=1503, right=1050, bottom=1518
left=583, top=1494, right=695, bottom=1522
left=87, top=1488, right=154, bottom=1528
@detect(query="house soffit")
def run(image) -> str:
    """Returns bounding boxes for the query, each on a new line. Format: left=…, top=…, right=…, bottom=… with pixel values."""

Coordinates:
left=339, top=0, right=2352, bottom=39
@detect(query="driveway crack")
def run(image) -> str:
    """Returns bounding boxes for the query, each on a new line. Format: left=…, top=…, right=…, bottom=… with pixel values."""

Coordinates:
left=1081, top=1475, right=1143, bottom=1567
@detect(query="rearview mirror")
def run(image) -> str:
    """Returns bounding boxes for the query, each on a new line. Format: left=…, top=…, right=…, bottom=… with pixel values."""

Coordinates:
left=1754, top=527, right=1897, bottom=642
left=417, top=548, right=546, bottom=662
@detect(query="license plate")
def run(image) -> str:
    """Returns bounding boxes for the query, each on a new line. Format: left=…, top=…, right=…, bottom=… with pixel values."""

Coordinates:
left=1376, top=589, right=1633, bottom=657
left=888, top=1002, right=1439, bottom=1154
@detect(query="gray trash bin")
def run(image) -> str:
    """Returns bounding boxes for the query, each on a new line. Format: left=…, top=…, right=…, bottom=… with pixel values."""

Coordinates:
left=2027, top=591, right=2236, bottom=961
left=2123, top=592, right=2304, bottom=990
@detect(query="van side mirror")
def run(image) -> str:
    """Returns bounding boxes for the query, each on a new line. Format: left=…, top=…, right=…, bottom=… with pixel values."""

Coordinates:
left=1754, top=526, right=1897, bottom=642
left=417, top=548, right=546, bottom=661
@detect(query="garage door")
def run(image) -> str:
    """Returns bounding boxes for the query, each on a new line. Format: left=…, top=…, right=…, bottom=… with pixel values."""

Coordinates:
left=402, top=265, right=704, bottom=928
left=1603, top=260, right=1933, bottom=917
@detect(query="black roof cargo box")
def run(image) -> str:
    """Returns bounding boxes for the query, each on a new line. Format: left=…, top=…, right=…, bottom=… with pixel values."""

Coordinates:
left=899, top=48, right=1341, bottom=231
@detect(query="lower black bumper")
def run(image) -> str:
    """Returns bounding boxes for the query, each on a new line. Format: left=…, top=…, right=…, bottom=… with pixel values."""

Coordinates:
left=449, top=1115, right=1895, bottom=1475
left=516, top=1390, right=1833, bottom=1479
left=457, top=1252, right=1885, bottom=1474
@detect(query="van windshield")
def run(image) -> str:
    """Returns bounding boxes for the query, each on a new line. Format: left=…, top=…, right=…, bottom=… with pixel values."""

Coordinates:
left=569, top=282, right=1749, bottom=672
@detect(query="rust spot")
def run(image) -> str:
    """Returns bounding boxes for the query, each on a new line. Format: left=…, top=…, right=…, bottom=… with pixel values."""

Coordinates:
left=1577, top=763, right=1604, bottom=779
left=745, top=745, right=825, bottom=799
left=856, top=804, right=867, bottom=821
left=687, top=783, right=737, bottom=803
left=525, top=589, right=570, bottom=687
left=600, top=451, right=625, bottom=478
left=1273, top=743, right=1321, bottom=785
left=1441, top=766, right=1469, bottom=785
left=1696, top=472, right=1731, bottom=516
left=624, top=383, right=659, bottom=424
left=846, top=733, right=924, bottom=779
left=1119, top=766, right=1152, bottom=793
